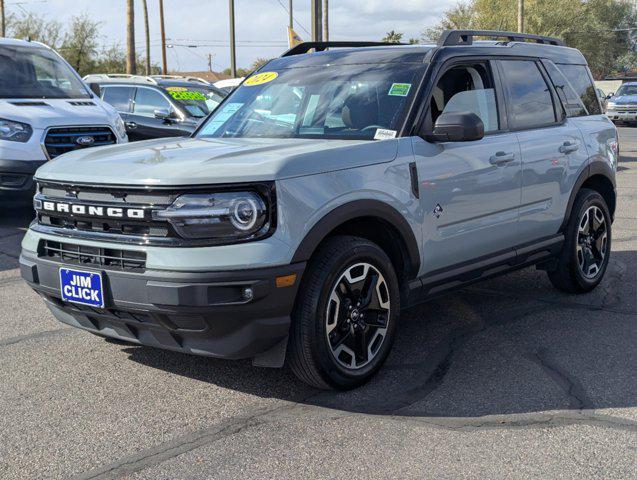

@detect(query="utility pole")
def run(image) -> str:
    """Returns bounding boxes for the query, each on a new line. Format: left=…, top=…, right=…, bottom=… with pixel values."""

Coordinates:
left=142, top=0, right=151, bottom=75
left=517, top=0, right=524, bottom=33
left=126, top=0, right=137, bottom=75
left=311, top=0, right=322, bottom=42
left=229, top=0, right=237, bottom=78
left=0, top=0, right=5, bottom=38
left=288, top=0, right=293, bottom=30
left=159, top=0, right=168, bottom=74
left=323, top=0, right=328, bottom=42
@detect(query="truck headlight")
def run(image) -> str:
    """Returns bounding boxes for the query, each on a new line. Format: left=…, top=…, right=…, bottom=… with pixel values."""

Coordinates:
left=0, top=118, right=32, bottom=143
left=114, top=115, right=127, bottom=139
left=606, top=102, right=617, bottom=110
left=154, top=191, right=271, bottom=241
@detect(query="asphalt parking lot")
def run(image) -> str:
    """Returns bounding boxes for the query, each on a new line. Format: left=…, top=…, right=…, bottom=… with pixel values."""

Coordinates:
left=1, top=129, right=636, bottom=480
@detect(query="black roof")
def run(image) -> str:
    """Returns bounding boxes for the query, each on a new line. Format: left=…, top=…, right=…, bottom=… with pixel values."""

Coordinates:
left=270, top=35, right=587, bottom=70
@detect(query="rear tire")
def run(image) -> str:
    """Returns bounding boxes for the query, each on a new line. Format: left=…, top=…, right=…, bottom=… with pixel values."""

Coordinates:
left=548, top=188, right=611, bottom=293
left=288, top=235, right=400, bottom=390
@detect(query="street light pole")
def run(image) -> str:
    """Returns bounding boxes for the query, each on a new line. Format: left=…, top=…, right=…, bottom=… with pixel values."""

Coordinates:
left=159, top=0, right=168, bottom=74
left=0, top=0, right=5, bottom=38
left=323, top=0, right=328, bottom=42
left=229, top=0, right=237, bottom=78
left=288, top=0, right=293, bottom=30
left=517, top=0, right=524, bottom=33
left=311, top=0, right=322, bottom=42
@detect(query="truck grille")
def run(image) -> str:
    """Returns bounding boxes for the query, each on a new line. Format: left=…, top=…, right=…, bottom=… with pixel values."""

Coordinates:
left=39, top=240, right=146, bottom=271
left=43, top=126, right=116, bottom=159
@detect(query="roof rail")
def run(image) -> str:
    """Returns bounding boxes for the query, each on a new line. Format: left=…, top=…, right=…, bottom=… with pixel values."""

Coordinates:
left=150, top=75, right=212, bottom=85
left=438, top=29, right=564, bottom=47
left=281, top=41, right=405, bottom=57
left=82, top=74, right=158, bottom=85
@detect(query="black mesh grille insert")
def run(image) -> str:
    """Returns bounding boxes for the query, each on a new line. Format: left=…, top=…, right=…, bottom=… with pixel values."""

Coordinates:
left=44, top=126, right=116, bottom=159
left=39, top=240, right=146, bottom=271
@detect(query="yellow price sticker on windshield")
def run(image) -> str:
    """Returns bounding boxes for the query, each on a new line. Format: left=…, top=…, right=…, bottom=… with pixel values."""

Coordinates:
left=244, top=71, right=278, bottom=86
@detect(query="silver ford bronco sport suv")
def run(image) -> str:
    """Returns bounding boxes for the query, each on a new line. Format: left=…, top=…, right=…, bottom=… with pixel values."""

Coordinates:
left=20, top=30, right=618, bottom=390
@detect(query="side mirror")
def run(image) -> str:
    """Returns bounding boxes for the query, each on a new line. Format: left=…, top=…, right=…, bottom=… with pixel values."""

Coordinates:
left=606, top=93, right=614, bottom=99
left=154, top=108, right=172, bottom=120
left=425, top=111, right=484, bottom=143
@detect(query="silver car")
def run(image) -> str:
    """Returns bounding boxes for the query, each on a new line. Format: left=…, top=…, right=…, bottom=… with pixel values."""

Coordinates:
left=21, top=30, right=618, bottom=389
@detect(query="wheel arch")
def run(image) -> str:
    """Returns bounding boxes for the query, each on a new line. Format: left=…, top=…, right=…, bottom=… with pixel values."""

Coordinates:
left=290, top=200, right=421, bottom=281
left=560, top=162, right=617, bottom=232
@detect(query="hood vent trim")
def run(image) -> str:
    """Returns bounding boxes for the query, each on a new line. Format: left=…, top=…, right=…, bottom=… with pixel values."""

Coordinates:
left=67, top=101, right=97, bottom=106
left=9, top=101, right=50, bottom=107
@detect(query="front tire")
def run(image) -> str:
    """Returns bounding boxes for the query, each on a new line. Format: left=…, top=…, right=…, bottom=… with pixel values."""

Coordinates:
left=288, top=236, right=400, bottom=390
left=548, top=188, right=611, bottom=293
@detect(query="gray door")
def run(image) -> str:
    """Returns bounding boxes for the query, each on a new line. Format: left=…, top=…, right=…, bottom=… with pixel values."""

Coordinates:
left=412, top=60, right=522, bottom=275
left=498, top=59, right=589, bottom=241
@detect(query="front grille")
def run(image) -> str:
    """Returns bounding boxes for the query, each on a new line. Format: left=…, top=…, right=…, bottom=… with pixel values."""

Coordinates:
left=39, top=239, right=146, bottom=271
left=43, top=126, right=116, bottom=159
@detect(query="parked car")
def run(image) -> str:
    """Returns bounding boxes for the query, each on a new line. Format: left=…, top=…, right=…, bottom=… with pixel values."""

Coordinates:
left=0, top=39, right=127, bottom=199
left=84, top=74, right=227, bottom=141
left=605, top=82, right=637, bottom=126
left=214, top=77, right=244, bottom=93
left=22, top=31, right=617, bottom=390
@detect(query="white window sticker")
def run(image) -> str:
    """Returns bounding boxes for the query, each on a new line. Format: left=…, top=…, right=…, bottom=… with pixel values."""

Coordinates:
left=374, top=129, right=397, bottom=140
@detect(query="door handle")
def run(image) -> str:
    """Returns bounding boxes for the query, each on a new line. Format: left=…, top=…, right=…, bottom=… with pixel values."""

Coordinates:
left=559, top=141, right=579, bottom=154
left=125, top=122, right=137, bottom=130
left=489, top=152, right=515, bottom=166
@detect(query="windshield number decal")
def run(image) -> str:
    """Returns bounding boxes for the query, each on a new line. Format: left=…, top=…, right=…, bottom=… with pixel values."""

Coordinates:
left=244, top=71, right=278, bottom=87
left=167, top=90, right=207, bottom=101
left=388, top=83, right=412, bottom=97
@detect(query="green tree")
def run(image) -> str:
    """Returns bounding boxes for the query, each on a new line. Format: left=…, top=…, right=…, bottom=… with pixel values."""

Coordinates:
left=6, top=11, right=63, bottom=48
left=382, top=30, right=404, bottom=43
left=59, top=15, right=100, bottom=77
left=423, top=0, right=637, bottom=79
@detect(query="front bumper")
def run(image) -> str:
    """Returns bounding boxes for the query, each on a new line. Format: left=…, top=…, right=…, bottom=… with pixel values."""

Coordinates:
left=20, top=249, right=305, bottom=363
left=0, top=159, right=47, bottom=196
left=607, top=110, right=637, bottom=122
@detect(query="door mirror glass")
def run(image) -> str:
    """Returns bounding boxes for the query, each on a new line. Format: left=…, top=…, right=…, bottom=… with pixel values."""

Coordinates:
left=606, top=92, right=614, bottom=99
left=425, top=111, right=484, bottom=142
left=154, top=108, right=171, bottom=120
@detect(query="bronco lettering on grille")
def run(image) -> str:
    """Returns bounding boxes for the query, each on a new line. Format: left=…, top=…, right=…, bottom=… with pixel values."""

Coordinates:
left=41, top=201, right=146, bottom=219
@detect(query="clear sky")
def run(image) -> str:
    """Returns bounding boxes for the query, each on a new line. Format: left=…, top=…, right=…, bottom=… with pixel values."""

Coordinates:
left=5, top=0, right=456, bottom=72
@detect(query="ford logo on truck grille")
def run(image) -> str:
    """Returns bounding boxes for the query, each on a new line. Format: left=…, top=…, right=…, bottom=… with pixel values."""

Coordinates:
left=75, top=136, right=95, bottom=146
left=36, top=199, right=148, bottom=220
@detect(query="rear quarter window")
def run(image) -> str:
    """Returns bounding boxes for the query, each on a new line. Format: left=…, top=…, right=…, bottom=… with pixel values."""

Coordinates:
left=557, top=64, right=602, bottom=115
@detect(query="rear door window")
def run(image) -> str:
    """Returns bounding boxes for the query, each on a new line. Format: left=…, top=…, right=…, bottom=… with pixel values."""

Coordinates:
left=542, top=60, right=587, bottom=117
left=557, top=64, right=602, bottom=115
left=101, top=86, right=134, bottom=113
left=499, top=60, right=557, bottom=130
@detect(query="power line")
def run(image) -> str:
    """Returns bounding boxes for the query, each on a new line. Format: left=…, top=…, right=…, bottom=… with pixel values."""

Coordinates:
left=274, top=0, right=310, bottom=36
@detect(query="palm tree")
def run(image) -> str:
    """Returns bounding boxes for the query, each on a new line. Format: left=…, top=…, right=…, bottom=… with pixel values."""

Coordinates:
left=382, top=30, right=404, bottom=44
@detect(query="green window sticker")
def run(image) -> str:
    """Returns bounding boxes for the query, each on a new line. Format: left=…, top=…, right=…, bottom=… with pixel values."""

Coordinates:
left=388, top=83, right=412, bottom=97
left=167, top=90, right=207, bottom=101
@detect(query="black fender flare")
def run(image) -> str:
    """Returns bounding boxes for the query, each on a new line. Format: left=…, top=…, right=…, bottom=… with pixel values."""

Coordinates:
left=560, top=161, right=616, bottom=232
left=291, top=200, right=421, bottom=278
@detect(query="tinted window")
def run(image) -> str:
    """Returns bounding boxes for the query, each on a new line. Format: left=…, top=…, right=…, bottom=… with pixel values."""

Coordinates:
left=501, top=60, right=556, bottom=129
left=558, top=64, right=602, bottom=115
left=133, top=88, right=171, bottom=116
left=0, top=45, right=90, bottom=99
left=614, top=84, right=637, bottom=96
left=102, top=86, right=133, bottom=112
left=543, top=61, right=586, bottom=117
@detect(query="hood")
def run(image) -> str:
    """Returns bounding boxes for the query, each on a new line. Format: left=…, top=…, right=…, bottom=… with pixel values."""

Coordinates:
left=0, top=98, right=115, bottom=129
left=610, top=95, right=637, bottom=105
left=35, top=136, right=399, bottom=185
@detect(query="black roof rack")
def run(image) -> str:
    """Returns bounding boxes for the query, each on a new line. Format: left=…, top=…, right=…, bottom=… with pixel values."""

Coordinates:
left=281, top=41, right=405, bottom=57
left=438, top=29, right=564, bottom=47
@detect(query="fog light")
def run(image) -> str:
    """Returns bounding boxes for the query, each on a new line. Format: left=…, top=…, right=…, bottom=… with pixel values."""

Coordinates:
left=242, top=287, right=254, bottom=301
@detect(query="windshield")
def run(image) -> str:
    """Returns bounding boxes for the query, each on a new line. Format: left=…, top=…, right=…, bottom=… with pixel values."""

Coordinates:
left=615, top=85, right=637, bottom=97
left=0, top=45, right=90, bottom=99
left=164, top=86, right=226, bottom=118
left=197, top=63, right=424, bottom=140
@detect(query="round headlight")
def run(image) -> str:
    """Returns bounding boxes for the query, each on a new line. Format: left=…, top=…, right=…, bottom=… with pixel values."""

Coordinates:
left=230, top=197, right=260, bottom=231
